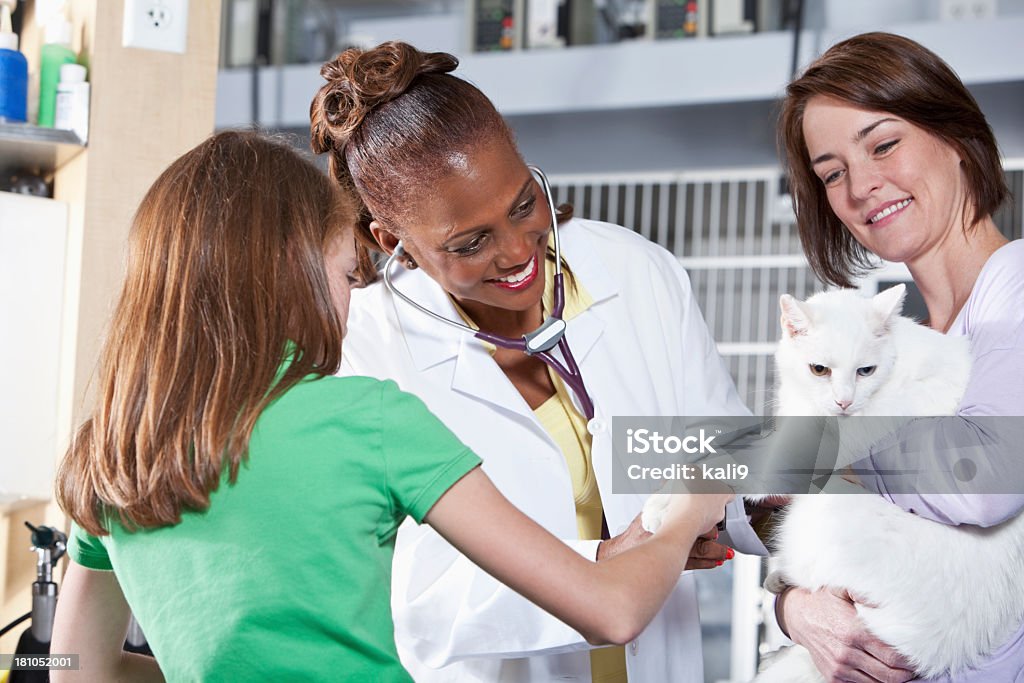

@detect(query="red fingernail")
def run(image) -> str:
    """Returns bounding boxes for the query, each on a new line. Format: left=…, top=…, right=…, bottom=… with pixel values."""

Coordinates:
left=716, top=560, right=723, bottom=566
left=727, top=548, right=735, bottom=560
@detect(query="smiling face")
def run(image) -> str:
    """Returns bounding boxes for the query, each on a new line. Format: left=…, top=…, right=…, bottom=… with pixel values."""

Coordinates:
left=388, top=139, right=552, bottom=329
left=801, top=96, right=968, bottom=267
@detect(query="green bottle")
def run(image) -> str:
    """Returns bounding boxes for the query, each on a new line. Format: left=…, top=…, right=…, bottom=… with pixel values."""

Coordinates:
left=38, top=18, right=75, bottom=127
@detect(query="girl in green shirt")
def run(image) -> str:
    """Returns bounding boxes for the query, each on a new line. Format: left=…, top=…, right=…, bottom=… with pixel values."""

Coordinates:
left=51, top=131, right=730, bottom=682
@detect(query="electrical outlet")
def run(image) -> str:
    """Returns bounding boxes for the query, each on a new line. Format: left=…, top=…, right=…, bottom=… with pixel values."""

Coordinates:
left=122, top=0, right=189, bottom=54
left=940, top=0, right=996, bottom=21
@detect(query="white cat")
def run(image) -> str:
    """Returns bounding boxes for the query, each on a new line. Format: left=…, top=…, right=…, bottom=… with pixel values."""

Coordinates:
left=643, top=285, right=1024, bottom=681
left=773, top=285, right=969, bottom=418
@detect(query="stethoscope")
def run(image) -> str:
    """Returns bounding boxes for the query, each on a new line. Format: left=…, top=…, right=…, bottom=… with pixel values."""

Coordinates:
left=383, top=165, right=596, bottom=421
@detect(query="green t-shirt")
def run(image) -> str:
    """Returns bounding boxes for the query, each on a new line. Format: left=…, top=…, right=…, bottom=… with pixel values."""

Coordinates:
left=69, top=375, right=480, bottom=682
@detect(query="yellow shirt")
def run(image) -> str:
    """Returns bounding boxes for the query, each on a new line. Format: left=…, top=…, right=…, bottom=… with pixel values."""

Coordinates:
left=451, top=256, right=627, bottom=683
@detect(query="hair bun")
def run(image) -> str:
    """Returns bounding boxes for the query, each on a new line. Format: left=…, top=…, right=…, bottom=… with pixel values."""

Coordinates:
left=310, top=41, right=458, bottom=155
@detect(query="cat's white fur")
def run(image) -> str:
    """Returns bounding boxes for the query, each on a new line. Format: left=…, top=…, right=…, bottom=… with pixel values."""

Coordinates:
left=641, top=285, right=1024, bottom=681
left=757, top=286, right=1024, bottom=682
left=774, top=285, right=969, bottom=418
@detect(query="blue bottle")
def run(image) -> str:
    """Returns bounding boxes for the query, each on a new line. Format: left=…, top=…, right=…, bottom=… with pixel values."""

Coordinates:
left=0, top=1, right=28, bottom=123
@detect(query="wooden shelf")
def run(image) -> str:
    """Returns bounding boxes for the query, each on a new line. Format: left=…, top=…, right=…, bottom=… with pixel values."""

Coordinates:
left=0, top=122, right=86, bottom=178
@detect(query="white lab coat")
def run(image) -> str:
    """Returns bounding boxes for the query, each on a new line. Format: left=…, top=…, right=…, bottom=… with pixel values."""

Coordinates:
left=341, top=218, right=752, bottom=682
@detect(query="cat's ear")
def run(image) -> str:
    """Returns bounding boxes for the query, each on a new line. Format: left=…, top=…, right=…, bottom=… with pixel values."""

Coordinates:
left=872, top=284, right=907, bottom=325
left=780, top=294, right=811, bottom=337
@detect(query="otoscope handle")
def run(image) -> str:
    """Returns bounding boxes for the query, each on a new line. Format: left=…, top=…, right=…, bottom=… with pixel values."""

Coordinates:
left=23, top=521, right=67, bottom=643
left=30, top=582, right=57, bottom=643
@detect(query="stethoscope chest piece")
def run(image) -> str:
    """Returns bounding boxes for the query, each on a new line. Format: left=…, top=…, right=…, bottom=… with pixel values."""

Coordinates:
left=524, top=317, right=566, bottom=354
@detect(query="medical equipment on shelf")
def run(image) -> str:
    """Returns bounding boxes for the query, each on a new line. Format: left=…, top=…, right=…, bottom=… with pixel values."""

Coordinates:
left=0, top=522, right=66, bottom=683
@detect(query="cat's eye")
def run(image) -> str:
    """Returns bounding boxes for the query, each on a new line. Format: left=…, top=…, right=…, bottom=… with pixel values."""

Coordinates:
left=857, top=366, right=877, bottom=377
left=809, top=364, right=831, bottom=377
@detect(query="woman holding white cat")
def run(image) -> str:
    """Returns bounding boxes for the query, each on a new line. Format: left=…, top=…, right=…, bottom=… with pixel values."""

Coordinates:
left=775, top=32, right=1024, bottom=682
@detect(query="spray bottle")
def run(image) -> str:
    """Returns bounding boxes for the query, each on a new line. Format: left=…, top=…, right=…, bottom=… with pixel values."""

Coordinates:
left=0, top=0, right=28, bottom=122
left=37, top=9, right=75, bottom=127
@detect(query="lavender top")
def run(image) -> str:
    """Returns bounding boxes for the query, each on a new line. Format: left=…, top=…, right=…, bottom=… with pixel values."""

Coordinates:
left=860, top=240, right=1024, bottom=681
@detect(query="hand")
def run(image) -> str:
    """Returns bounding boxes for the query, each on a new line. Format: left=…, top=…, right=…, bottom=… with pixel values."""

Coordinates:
left=685, top=527, right=734, bottom=570
left=597, top=513, right=650, bottom=561
left=780, top=586, right=915, bottom=683
left=661, top=490, right=735, bottom=536
left=598, top=512, right=734, bottom=569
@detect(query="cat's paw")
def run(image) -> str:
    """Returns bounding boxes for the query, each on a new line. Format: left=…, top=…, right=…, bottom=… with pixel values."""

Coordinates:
left=763, top=569, right=791, bottom=595
left=641, top=493, right=672, bottom=533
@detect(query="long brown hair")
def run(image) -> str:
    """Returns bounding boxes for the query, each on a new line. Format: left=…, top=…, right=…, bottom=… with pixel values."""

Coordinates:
left=779, top=32, right=1008, bottom=287
left=309, top=41, right=571, bottom=285
left=57, top=131, right=354, bottom=535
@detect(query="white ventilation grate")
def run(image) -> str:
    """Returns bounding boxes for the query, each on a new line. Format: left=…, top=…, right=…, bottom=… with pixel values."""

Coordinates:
left=550, top=169, right=819, bottom=415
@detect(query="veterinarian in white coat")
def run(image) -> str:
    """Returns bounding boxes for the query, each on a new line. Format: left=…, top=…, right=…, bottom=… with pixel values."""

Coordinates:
left=312, top=40, right=758, bottom=681
left=343, top=216, right=753, bottom=682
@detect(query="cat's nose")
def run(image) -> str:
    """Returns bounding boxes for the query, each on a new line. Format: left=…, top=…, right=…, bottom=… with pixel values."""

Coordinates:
left=835, top=399, right=852, bottom=411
